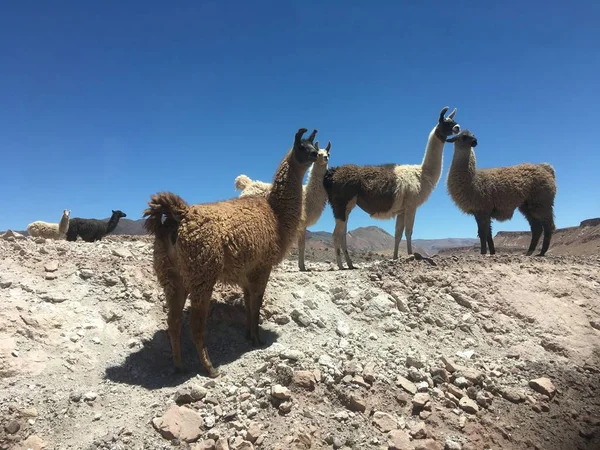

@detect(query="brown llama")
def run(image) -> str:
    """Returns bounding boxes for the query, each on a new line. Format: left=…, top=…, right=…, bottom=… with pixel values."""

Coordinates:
left=143, top=128, right=319, bottom=377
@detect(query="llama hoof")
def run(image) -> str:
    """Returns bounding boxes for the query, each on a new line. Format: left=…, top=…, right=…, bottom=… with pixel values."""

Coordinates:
left=206, top=367, right=220, bottom=378
left=299, top=267, right=311, bottom=272
left=525, top=251, right=534, bottom=256
left=535, top=252, right=547, bottom=257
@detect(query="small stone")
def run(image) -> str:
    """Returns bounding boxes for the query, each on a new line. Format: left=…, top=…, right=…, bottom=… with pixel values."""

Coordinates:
left=41, top=293, right=68, bottom=303
left=445, top=439, right=462, bottom=450
left=450, top=292, right=473, bottom=309
left=103, top=275, right=119, bottom=286
left=193, top=439, right=216, bottom=450
left=501, top=388, right=524, bottom=404
left=590, top=320, right=600, bottom=331
left=5, top=420, right=20, bottom=434
left=406, top=354, right=425, bottom=369
left=431, top=367, right=449, bottom=385
left=453, top=377, right=470, bottom=388
left=215, top=438, right=230, bottom=450
left=345, top=394, right=366, bottom=413
left=280, top=349, right=304, bottom=361
left=278, top=401, right=293, bottom=414
left=112, top=247, right=133, bottom=258
left=459, top=397, right=479, bottom=414
left=336, top=320, right=351, bottom=337
left=529, top=378, right=556, bottom=398
left=388, top=430, right=412, bottom=450
left=410, top=422, right=428, bottom=439
left=441, top=357, right=459, bottom=373
left=18, top=435, right=46, bottom=450
left=45, top=273, right=58, bottom=280
left=372, top=411, right=398, bottom=432
left=83, top=391, right=98, bottom=402
left=271, top=385, right=291, bottom=400
left=293, top=370, right=316, bottom=390
left=245, top=422, right=262, bottom=443
left=290, top=309, right=311, bottom=327
left=204, top=415, right=216, bottom=428
left=152, top=405, right=204, bottom=443
left=70, top=391, right=82, bottom=402
left=396, top=376, right=418, bottom=395
left=412, top=393, right=431, bottom=409
left=414, top=439, right=442, bottom=450
left=44, top=261, right=59, bottom=272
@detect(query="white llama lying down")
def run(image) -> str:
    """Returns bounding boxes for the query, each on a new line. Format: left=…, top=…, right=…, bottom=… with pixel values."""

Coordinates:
left=235, top=141, right=331, bottom=271
left=27, top=209, right=71, bottom=240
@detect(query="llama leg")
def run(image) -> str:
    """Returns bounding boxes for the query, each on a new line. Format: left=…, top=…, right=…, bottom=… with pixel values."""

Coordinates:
left=341, top=220, right=355, bottom=269
left=246, top=268, right=271, bottom=346
left=538, top=215, right=555, bottom=256
left=333, top=220, right=346, bottom=269
left=519, top=202, right=543, bottom=255
left=243, top=287, right=252, bottom=340
left=189, top=284, right=218, bottom=378
left=393, top=213, right=405, bottom=260
left=403, top=207, right=417, bottom=255
left=298, top=228, right=308, bottom=271
left=475, top=214, right=490, bottom=254
left=165, top=280, right=187, bottom=372
left=486, top=223, right=496, bottom=255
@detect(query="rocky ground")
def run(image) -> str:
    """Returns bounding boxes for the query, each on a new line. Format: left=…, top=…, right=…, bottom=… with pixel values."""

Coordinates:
left=1, top=232, right=599, bottom=450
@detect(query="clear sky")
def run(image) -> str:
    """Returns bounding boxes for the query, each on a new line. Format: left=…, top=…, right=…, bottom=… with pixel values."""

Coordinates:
left=2, top=1, right=599, bottom=238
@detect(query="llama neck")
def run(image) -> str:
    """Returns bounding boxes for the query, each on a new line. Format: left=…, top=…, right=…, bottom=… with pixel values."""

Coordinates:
left=106, top=215, right=122, bottom=233
left=58, top=215, right=69, bottom=234
left=449, top=147, right=477, bottom=182
left=302, top=162, right=329, bottom=224
left=420, top=127, right=445, bottom=181
left=267, top=150, right=308, bottom=246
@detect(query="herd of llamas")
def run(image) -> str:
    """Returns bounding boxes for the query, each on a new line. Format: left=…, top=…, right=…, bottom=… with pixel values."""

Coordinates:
left=21, top=107, right=557, bottom=377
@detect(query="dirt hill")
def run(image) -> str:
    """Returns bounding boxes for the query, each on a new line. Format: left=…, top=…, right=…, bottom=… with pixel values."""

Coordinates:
left=0, top=232, right=599, bottom=450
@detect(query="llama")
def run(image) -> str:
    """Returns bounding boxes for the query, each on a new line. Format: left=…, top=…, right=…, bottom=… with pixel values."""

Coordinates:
left=234, top=141, right=331, bottom=271
left=143, top=128, right=319, bottom=377
left=446, top=130, right=557, bottom=256
left=323, top=107, right=459, bottom=269
left=66, top=210, right=127, bottom=242
left=27, top=209, right=71, bottom=240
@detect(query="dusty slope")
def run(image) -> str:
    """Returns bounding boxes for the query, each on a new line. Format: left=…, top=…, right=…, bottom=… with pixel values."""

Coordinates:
left=0, top=234, right=599, bottom=450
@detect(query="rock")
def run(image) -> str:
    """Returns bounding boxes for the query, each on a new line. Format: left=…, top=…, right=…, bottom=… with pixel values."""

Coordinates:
left=414, top=439, right=442, bottom=450
left=278, top=401, right=293, bottom=414
left=458, top=368, right=483, bottom=385
left=459, top=397, right=479, bottom=414
left=5, top=420, right=20, bottom=434
left=290, top=309, right=312, bottom=327
left=292, top=370, right=316, bottom=390
left=372, top=411, right=398, bottom=432
left=103, top=275, right=120, bottom=286
left=431, top=367, right=449, bottom=385
left=16, top=435, right=46, bottom=450
left=79, top=269, right=94, bottom=279
left=152, top=405, right=204, bottom=443
left=176, top=385, right=208, bottom=404
left=0, top=280, right=12, bottom=288
left=245, top=422, right=262, bottom=443
left=529, top=377, right=556, bottom=398
left=441, top=356, right=459, bottom=373
left=453, top=377, right=470, bottom=388
left=450, top=292, right=473, bottom=309
left=193, top=440, right=216, bottom=450
left=215, top=438, right=230, bottom=450
left=406, top=354, right=425, bottom=369
left=388, top=430, right=413, bottom=450
left=501, top=388, right=524, bottom=404
left=336, top=320, right=351, bottom=337
left=412, top=393, right=431, bottom=410
left=41, top=293, right=68, bottom=303
left=410, top=422, right=428, bottom=439
left=364, top=293, right=396, bottom=318
left=112, top=247, right=133, bottom=258
left=280, top=349, right=304, bottom=361
left=45, top=273, right=58, bottom=280
left=318, top=354, right=336, bottom=369
left=345, top=394, right=366, bottom=413
left=83, top=391, right=98, bottom=402
left=363, top=362, right=377, bottom=383
left=2, top=230, right=26, bottom=240
left=444, top=439, right=462, bottom=450
left=271, top=385, right=291, bottom=400
left=44, top=261, right=59, bottom=272
left=590, top=320, right=600, bottom=331
left=230, top=437, right=254, bottom=450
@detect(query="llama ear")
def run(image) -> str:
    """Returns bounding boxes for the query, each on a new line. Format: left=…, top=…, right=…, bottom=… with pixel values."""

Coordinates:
left=326, top=141, right=331, bottom=153
left=439, top=106, right=449, bottom=122
left=307, top=129, right=318, bottom=143
left=295, top=128, right=308, bottom=144
left=448, top=108, right=457, bottom=119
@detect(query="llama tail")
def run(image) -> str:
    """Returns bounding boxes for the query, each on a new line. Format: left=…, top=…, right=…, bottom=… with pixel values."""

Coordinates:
left=539, top=163, right=556, bottom=179
left=143, top=192, right=188, bottom=236
left=234, top=174, right=253, bottom=191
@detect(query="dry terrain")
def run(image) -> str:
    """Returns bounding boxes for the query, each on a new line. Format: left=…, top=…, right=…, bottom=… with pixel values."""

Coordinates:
left=0, top=231, right=599, bottom=450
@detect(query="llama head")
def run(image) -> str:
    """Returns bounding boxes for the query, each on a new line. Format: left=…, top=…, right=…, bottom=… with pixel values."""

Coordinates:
left=446, top=129, right=478, bottom=149
left=313, top=141, right=331, bottom=166
left=63, top=209, right=71, bottom=217
left=437, top=107, right=461, bottom=138
left=293, top=128, right=319, bottom=166
left=112, top=210, right=127, bottom=218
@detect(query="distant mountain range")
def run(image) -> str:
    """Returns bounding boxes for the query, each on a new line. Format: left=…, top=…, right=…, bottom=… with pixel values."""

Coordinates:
left=8, top=217, right=599, bottom=256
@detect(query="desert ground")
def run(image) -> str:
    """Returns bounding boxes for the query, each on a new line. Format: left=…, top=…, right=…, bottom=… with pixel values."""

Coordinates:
left=0, top=232, right=599, bottom=450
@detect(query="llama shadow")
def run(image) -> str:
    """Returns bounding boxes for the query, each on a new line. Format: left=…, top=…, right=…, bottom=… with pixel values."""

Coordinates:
left=104, top=302, right=279, bottom=390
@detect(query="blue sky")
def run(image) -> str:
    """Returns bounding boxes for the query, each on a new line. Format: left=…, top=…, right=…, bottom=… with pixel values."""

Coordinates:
left=2, top=1, right=599, bottom=239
